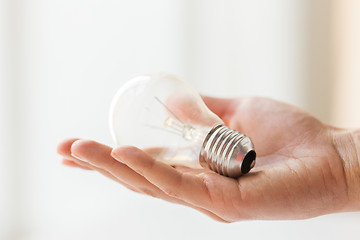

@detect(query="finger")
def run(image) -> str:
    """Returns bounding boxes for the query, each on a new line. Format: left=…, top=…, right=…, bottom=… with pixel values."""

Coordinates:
left=62, top=158, right=79, bottom=167
left=57, top=138, right=80, bottom=157
left=72, top=156, right=142, bottom=194
left=71, top=140, right=228, bottom=222
left=64, top=148, right=142, bottom=194
left=58, top=138, right=87, bottom=162
left=58, top=138, right=95, bottom=170
left=112, top=146, right=213, bottom=209
left=62, top=158, right=92, bottom=170
left=59, top=139, right=140, bottom=192
left=70, top=140, right=180, bottom=200
left=201, top=95, right=235, bottom=119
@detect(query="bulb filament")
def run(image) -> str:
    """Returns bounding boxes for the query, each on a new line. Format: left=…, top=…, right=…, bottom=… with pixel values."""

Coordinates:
left=153, top=96, right=207, bottom=145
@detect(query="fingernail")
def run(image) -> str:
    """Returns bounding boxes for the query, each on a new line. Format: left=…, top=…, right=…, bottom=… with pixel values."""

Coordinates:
left=111, top=150, right=125, bottom=164
left=71, top=153, right=88, bottom=163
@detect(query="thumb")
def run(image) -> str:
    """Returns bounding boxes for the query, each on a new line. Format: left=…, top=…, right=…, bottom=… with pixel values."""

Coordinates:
left=201, top=95, right=236, bottom=119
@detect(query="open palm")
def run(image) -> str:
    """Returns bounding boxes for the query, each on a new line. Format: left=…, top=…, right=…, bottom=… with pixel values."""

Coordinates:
left=58, top=96, right=350, bottom=222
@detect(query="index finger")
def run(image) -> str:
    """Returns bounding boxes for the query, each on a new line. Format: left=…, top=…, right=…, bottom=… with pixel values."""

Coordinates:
left=111, top=146, right=214, bottom=209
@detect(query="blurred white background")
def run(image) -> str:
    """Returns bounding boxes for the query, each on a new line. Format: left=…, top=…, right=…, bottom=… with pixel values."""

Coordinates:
left=1, top=0, right=359, bottom=239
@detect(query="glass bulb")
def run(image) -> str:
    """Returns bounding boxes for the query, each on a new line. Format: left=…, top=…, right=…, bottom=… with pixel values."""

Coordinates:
left=109, top=73, right=256, bottom=177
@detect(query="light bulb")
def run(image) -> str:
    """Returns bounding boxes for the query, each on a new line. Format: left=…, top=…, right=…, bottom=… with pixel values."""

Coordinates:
left=109, top=73, right=256, bottom=177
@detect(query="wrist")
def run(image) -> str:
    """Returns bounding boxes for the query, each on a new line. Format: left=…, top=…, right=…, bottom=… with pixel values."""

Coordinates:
left=332, top=128, right=360, bottom=211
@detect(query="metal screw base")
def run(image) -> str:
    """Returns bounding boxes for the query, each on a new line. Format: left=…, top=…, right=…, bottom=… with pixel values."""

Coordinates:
left=199, top=124, right=256, bottom=178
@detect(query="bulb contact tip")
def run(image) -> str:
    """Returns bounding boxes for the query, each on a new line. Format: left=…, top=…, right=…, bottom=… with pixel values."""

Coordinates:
left=239, top=150, right=256, bottom=174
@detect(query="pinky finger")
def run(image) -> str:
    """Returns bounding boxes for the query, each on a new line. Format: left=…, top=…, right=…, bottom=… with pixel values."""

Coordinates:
left=61, top=159, right=93, bottom=170
left=69, top=157, right=141, bottom=193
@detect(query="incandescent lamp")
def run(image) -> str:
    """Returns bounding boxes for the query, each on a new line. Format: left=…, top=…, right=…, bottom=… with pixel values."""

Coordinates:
left=109, top=73, right=256, bottom=178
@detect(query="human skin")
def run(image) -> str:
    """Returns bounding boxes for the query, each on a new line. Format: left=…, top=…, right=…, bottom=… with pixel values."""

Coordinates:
left=57, top=96, right=360, bottom=223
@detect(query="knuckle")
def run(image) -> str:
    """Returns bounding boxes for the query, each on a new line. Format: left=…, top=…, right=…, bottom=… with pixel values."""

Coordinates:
left=199, top=173, right=216, bottom=193
left=200, top=173, right=214, bottom=186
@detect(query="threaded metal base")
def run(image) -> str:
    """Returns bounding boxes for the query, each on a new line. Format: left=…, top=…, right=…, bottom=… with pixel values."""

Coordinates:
left=199, top=124, right=256, bottom=178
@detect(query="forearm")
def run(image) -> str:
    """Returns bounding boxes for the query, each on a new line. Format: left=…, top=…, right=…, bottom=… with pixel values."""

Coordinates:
left=333, top=128, right=360, bottom=211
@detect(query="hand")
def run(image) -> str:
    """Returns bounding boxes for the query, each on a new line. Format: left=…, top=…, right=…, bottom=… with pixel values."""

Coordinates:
left=57, top=96, right=359, bottom=222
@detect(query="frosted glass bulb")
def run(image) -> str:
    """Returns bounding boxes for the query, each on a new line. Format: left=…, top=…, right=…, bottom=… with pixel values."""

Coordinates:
left=109, top=73, right=256, bottom=177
